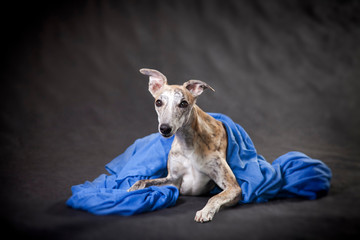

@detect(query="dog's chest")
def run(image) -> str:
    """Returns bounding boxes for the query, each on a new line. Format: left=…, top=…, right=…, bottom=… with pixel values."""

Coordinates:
left=168, top=150, right=213, bottom=195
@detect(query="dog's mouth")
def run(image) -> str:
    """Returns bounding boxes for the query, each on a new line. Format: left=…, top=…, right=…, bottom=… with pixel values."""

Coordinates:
left=161, top=133, right=174, bottom=138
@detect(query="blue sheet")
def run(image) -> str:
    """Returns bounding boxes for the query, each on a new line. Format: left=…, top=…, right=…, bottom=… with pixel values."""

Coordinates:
left=66, top=113, right=332, bottom=215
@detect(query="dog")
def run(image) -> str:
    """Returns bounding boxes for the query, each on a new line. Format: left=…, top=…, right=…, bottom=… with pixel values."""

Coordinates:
left=128, top=68, right=241, bottom=223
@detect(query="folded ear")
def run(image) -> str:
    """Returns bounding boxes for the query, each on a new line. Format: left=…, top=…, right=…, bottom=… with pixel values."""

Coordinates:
left=183, top=80, right=215, bottom=97
left=139, top=68, right=167, bottom=97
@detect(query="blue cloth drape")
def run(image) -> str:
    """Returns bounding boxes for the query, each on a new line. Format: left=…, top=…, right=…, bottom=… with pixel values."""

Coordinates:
left=67, top=113, right=332, bottom=215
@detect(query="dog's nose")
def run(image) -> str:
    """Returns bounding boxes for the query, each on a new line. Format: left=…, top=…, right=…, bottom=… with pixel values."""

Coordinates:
left=159, top=124, right=172, bottom=135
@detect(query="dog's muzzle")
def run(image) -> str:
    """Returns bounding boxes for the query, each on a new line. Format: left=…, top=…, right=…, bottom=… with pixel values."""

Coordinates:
left=159, top=124, right=173, bottom=137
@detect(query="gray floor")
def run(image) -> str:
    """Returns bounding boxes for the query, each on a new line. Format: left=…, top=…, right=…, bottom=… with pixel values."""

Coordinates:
left=1, top=0, right=360, bottom=239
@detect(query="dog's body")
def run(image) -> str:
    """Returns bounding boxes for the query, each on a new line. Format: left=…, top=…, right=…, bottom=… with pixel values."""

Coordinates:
left=128, top=69, right=241, bottom=223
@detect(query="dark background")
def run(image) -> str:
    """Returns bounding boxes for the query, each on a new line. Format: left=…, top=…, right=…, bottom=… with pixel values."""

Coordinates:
left=1, top=0, right=360, bottom=239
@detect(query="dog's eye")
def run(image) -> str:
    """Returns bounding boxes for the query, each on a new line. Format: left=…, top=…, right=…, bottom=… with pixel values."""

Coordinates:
left=178, top=100, right=188, bottom=108
left=155, top=99, right=163, bottom=107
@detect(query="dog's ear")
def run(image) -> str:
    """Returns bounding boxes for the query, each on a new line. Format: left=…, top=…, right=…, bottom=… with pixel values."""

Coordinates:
left=183, top=80, right=215, bottom=97
left=139, top=68, right=167, bottom=97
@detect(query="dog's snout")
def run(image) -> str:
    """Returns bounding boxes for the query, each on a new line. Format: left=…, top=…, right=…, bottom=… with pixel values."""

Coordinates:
left=160, top=124, right=172, bottom=136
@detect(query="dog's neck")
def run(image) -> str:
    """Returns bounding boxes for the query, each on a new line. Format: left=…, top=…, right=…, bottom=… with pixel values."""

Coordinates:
left=174, top=105, right=213, bottom=149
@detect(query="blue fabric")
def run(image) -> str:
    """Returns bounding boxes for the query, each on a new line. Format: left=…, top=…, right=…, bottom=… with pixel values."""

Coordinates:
left=67, top=113, right=332, bottom=215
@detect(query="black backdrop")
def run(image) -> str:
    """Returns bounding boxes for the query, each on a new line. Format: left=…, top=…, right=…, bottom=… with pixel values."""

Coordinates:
left=1, top=0, right=360, bottom=239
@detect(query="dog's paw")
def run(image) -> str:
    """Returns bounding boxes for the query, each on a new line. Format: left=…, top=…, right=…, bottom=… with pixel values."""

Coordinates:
left=127, top=180, right=146, bottom=192
left=194, top=209, right=216, bottom=223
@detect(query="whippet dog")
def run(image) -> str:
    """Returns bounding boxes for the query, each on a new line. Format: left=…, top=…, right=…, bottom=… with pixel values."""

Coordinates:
left=128, top=68, right=241, bottom=223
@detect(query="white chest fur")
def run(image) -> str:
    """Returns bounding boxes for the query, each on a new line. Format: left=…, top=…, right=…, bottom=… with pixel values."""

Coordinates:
left=168, top=148, right=214, bottom=196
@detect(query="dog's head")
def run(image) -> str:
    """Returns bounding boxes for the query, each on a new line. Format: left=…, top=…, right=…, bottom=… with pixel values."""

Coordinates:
left=140, top=68, right=214, bottom=138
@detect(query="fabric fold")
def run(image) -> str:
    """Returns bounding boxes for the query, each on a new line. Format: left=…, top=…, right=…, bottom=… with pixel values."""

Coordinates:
left=67, top=113, right=332, bottom=215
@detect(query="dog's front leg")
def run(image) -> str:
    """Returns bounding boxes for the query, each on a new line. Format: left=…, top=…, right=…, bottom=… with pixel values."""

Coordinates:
left=194, top=157, right=242, bottom=223
left=127, top=177, right=177, bottom=192
left=194, top=187, right=241, bottom=223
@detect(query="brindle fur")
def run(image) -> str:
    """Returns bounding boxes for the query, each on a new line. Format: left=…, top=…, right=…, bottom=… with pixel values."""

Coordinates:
left=128, top=69, right=242, bottom=223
